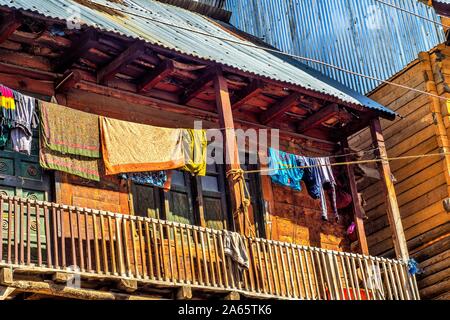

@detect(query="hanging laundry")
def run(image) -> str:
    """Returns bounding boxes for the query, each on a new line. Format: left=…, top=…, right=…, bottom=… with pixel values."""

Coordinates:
left=0, top=85, right=16, bottom=111
left=40, top=135, right=102, bottom=181
left=0, top=85, right=16, bottom=148
left=120, top=171, right=168, bottom=188
left=100, top=117, right=185, bottom=175
left=223, top=230, right=249, bottom=270
left=10, top=90, right=37, bottom=155
left=39, top=101, right=101, bottom=158
left=182, top=129, right=207, bottom=176
left=268, top=148, right=304, bottom=191
left=297, top=156, right=321, bottom=199
left=316, top=157, right=338, bottom=221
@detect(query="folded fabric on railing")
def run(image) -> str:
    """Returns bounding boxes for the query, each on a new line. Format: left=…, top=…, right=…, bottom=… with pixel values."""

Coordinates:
left=100, top=117, right=185, bottom=175
left=40, top=135, right=102, bottom=181
left=223, top=230, right=249, bottom=270
left=39, top=101, right=101, bottom=158
left=182, top=129, right=207, bottom=176
left=268, top=147, right=304, bottom=191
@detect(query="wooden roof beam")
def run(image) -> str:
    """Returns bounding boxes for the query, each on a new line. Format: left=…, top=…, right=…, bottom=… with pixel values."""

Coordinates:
left=137, top=59, right=174, bottom=92
left=97, top=41, right=146, bottom=84
left=297, top=103, right=340, bottom=133
left=0, top=11, right=22, bottom=45
left=55, top=29, right=98, bottom=72
left=259, top=92, right=302, bottom=124
left=181, top=66, right=217, bottom=105
left=231, top=79, right=264, bottom=110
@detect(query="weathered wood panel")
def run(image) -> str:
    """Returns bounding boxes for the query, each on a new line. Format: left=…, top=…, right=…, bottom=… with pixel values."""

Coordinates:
left=350, top=46, right=450, bottom=299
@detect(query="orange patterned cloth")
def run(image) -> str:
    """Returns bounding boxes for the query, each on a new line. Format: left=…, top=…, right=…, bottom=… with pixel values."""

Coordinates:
left=100, top=117, right=185, bottom=175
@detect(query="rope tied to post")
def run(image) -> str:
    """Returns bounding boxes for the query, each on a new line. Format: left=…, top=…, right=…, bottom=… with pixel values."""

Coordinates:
left=226, top=168, right=256, bottom=238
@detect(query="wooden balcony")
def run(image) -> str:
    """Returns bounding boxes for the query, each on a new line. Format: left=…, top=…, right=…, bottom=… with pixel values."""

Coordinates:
left=0, top=195, right=420, bottom=300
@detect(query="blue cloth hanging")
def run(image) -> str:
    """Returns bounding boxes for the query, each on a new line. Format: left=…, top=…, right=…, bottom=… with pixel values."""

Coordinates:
left=120, top=171, right=167, bottom=188
left=268, top=147, right=304, bottom=191
left=408, top=259, right=422, bottom=275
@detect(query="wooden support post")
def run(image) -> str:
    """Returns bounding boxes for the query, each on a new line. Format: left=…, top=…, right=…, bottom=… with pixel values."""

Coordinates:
left=342, top=139, right=369, bottom=255
left=369, top=118, right=409, bottom=261
left=0, top=268, right=13, bottom=285
left=214, top=68, right=245, bottom=234
left=224, top=291, right=240, bottom=300
left=52, top=272, right=72, bottom=284
left=175, top=286, right=192, bottom=300
left=0, top=286, right=15, bottom=300
left=117, top=279, right=138, bottom=293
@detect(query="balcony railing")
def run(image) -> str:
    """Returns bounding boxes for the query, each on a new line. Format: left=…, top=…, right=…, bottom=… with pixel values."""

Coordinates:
left=0, top=195, right=420, bottom=300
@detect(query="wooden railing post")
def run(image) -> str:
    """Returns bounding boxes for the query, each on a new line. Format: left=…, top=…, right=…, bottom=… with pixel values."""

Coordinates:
left=213, top=68, right=246, bottom=235
left=369, top=118, right=409, bottom=261
left=341, top=139, right=369, bottom=255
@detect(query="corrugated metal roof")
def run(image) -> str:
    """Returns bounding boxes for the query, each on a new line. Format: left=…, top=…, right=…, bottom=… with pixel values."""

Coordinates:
left=225, top=0, right=445, bottom=95
left=0, top=0, right=395, bottom=117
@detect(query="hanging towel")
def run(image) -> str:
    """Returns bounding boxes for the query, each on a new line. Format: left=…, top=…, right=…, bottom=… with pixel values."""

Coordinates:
left=100, top=117, right=185, bottom=175
left=268, top=147, right=304, bottom=191
left=39, top=135, right=101, bottom=181
left=120, top=171, right=168, bottom=188
left=182, top=129, right=207, bottom=176
left=39, top=101, right=101, bottom=158
left=223, top=230, right=249, bottom=270
left=0, top=85, right=16, bottom=111
left=0, top=85, right=16, bottom=148
left=10, top=91, right=37, bottom=155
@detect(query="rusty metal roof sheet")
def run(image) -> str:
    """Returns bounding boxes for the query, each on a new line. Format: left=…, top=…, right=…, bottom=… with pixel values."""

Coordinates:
left=0, top=0, right=397, bottom=118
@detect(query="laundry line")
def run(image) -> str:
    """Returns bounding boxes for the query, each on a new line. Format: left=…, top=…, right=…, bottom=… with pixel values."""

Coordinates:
left=243, top=151, right=450, bottom=175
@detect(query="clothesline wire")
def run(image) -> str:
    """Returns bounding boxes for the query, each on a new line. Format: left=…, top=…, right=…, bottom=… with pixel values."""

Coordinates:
left=374, top=0, right=450, bottom=29
left=244, top=151, right=450, bottom=175
left=104, top=4, right=449, bottom=105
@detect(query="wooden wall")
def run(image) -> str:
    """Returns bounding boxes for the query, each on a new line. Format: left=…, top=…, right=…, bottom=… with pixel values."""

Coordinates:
left=350, top=45, right=450, bottom=300
left=55, top=172, right=130, bottom=215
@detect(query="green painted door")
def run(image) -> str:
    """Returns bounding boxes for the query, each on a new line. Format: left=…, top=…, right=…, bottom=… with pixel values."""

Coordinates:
left=0, top=129, right=52, bottom=263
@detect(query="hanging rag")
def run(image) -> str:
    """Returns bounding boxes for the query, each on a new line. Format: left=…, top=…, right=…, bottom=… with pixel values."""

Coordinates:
left=39, top=101, right=101, bottom=158
left=268, top=147, right=304, bottom=191
left=100, top=117, right=185, bottom=175
left=181, top=129, right=207, bottom=176
left=316, top=157, right=338, bottom=221
left=10, top=90, right=37, bottom=155
left=223, top=230, right=249, bottom=270
left=39, top=135, right=102, bottom=181
left=120, top=171, right=168, bottom=188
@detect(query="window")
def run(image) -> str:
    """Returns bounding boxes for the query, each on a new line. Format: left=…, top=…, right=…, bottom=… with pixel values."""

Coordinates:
left=129, top=156, right=265, bottom=235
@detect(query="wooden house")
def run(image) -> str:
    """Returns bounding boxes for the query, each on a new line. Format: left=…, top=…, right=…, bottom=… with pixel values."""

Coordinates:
left=0, top=0, right=419, bottom=300
left=350, top=44, right=450, bottom=300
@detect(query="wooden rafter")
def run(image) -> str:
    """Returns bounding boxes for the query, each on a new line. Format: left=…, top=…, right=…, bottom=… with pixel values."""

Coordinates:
left=55, top=29, right=98, bottom=72
left=259, top=92, right=301, bottom=124
left=231, top=79, right=264, bottom=110
left=0, top=11, right=22, bottom=45
left=137, top=59, right=174, bottom=92
left=181, top=66, right=216, bottom=104
left=97, top=41, right=146, bottom=84
left=297, top=103, right=340, bottom=133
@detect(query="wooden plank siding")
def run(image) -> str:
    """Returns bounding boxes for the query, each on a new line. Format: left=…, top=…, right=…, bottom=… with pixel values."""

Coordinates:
left=349, top=45, right=450, bottom=299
